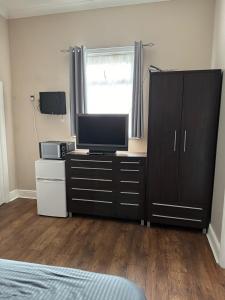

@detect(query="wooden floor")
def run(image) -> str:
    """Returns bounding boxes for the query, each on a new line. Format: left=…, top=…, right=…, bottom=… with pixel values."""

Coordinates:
left=0, top=199, right=225, bottom=299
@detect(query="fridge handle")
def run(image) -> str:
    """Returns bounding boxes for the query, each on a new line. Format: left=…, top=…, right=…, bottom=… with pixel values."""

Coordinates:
left=37, top=178, right=65, bottom=182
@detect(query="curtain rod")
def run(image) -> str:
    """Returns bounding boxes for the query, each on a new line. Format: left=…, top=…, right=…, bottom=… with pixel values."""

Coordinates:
left=60, top=42, right=155, bottom=53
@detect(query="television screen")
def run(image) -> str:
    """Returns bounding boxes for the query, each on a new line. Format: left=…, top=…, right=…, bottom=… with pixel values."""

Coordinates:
left=76, top=114, right=128, bottom=152
left=40, top=92, right=66, bottom=115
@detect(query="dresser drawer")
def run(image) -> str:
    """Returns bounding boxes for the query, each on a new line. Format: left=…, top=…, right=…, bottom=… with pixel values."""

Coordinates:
left=119, top=172, right=143, bottom=182
left=117, top=157, right=145, bottom=167
left=67, top=166, right=113, bottom=180
left=68, top=198, right=114, bottom=218
left=68, top=187, right=113, bottom=202
left=116, top=202, right=143, bottom=220
left=119, top=181, right=143, bottom=193
left=68, top=157, right=113, bottom=169
left=67, top=177, right=113, bottom=190
left=118, top=191, right=143, bottom=205
left=151, top=203, right=205, bottom=224
left=150, top=214, right=204, bottom=229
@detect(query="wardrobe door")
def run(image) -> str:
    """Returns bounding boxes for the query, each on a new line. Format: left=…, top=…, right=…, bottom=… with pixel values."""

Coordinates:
left=180, top=70, right=222, bottom=225
left=147, top=72, right=183, bottom=214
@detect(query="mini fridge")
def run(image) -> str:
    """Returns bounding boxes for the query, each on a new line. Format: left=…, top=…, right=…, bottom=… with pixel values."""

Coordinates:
left=35, top=160, right=67, bottom=217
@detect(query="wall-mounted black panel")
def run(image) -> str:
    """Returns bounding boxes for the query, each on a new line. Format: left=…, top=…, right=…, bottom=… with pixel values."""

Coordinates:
left=40, top=92, right=66, bottom=115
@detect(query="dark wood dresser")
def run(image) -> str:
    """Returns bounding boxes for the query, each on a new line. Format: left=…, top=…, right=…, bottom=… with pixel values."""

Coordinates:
left=66, top=151, right=146, bottom=222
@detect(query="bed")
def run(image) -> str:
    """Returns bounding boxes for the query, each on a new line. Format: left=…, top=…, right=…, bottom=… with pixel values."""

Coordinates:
left=0, top=259, right=146, bottom=300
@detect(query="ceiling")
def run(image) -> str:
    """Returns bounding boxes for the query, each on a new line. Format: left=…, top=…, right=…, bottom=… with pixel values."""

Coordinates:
left=0, top=0, right=169, bottom=19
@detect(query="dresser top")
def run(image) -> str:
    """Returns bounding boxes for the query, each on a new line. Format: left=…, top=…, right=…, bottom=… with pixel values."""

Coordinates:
left=68, top=150, right=147, bottom=158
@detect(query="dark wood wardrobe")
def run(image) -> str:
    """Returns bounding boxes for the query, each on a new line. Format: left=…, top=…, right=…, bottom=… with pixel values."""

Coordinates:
left=146, top=70, right=222, bottom=231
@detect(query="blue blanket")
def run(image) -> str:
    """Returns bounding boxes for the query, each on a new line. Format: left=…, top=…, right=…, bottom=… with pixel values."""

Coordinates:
left=0, top=259, right=146, bottom=300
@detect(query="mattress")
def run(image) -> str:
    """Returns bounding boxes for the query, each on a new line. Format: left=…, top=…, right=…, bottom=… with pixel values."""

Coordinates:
left=0, top=259, right=146, bottom=300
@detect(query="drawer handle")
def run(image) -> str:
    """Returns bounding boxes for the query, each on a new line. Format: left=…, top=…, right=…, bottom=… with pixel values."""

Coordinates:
left=184, top=130, right=187, bottom=153
left=152, top=203, right=203, bottom=211
left=71, top=166, right=112, bottom=171
left=120, top=180, right=140, bottom=184
left=71, top=177, right=112, bottom=182
left=152, top=214, right=202, bottom=223
left=72, top=187, right=112, bottom=193
left=120, top=161, right=140, bottom=164
left=120, top=203, right=140, bottom=207
left=120, top=169, right=140, bottom=172
left=71, top=159, right=112, bottom=163
left=72, top=198, right=112, bottom=204
left=120, top=192, right=140, bottom=195
left=173, top=130, right=177, bottom=152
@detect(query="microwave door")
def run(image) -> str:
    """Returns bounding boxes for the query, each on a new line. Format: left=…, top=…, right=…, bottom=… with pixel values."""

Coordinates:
left=41, top=144, right=60, bottom=159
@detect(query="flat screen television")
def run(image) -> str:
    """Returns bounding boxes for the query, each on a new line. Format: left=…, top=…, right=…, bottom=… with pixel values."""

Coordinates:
left=76, top=114, right=128, bottom=153
left=40, top=92, right=66, bottom=115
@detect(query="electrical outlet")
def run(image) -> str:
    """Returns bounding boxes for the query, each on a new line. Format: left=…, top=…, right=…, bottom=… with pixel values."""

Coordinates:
left=30, top=95, right=35, bottom=102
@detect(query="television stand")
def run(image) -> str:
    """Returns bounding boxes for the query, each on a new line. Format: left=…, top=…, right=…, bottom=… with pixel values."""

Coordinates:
left=66, top=151, right=146, bottom=222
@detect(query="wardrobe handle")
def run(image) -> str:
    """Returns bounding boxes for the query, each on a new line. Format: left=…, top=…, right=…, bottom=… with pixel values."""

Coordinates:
left=184, top=130, right=187, bottom=152
left=173, top=130, right=177, bottom=152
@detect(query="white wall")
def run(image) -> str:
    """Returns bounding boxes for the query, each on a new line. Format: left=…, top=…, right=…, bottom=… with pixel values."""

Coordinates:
left=210, top=0, right=225, bottom=267
left=8, top=0, right=215, bottom=190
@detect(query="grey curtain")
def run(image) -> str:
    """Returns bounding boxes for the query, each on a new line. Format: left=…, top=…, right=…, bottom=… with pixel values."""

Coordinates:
left=131, top=41, right=144, bottom=138
left=70, top=46, right=86, bottom=136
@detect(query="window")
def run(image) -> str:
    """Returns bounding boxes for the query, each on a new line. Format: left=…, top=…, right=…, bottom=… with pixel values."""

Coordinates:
left=85, top=47, right=134, bottom=132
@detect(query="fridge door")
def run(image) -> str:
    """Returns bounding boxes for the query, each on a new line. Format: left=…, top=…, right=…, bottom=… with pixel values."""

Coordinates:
left=35, top=160, right=65, bottom=180
left=36, top=179, right=67, bottom=218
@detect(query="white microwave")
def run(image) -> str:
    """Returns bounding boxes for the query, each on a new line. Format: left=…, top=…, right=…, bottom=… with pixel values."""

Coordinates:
left=39, top=141, right=75, bottom=160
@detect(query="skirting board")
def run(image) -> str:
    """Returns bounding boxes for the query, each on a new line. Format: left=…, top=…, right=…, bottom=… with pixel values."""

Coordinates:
left=8, top=189, right=36, bottom=202
left=207, top=224, right=220, bottom=264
